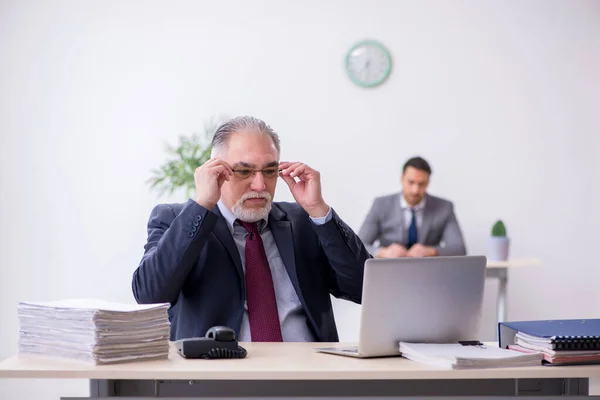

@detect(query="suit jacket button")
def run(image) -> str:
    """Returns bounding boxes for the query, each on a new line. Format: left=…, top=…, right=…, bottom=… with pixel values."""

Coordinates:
left=193, top=220, right=200, bottom=227
left=191, top=226, right=198, bottom=232
left=187, top=232, right=194, bottom=238
left=195, top=215, right=202, bottom=221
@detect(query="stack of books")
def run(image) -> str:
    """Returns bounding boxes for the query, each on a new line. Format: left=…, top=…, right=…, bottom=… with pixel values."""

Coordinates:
left=18, top=298, right=171, bottom=365
left=499, top=319, right=600, bottom=365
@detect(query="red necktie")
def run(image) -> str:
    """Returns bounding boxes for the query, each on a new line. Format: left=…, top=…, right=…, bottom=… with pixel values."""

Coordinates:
left=238, top=220, right=283, bottom=342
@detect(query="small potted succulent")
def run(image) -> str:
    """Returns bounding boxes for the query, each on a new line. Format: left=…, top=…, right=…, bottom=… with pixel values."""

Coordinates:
left=487, top=220, right=510, bottom=261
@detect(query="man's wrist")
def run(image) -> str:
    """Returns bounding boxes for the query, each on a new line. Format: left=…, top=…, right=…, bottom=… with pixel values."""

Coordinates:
left=308, top=205, right=332, bottom=225
left=306, top=203, right=330, bottom=218
left=195, top=198, right=215, bottom=210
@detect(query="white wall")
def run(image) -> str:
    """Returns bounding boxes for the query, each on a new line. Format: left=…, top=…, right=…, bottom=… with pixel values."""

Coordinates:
left=1, top=0, right=599, bottom=398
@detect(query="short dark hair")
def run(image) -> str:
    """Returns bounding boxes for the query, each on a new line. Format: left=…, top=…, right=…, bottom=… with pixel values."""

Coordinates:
left=402, top=156, right=432, bottom=175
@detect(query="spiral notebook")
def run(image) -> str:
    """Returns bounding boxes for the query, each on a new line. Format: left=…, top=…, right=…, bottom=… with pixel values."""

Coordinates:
left=499, top=319, right=600, bottom=351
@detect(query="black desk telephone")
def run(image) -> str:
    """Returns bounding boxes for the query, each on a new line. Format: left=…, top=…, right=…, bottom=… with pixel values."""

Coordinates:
left=175, top=326, right=247, bottom=359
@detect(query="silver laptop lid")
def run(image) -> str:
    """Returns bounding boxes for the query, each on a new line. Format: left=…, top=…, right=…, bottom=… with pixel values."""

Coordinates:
left=357, top=255, right=487, bottom=357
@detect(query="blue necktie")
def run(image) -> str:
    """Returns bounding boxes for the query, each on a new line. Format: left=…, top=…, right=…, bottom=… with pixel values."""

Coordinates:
left=407, top=208, right=418, bottom=248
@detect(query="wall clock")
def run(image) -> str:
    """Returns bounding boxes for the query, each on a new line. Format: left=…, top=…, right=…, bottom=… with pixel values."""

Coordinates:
left=345, top=39, right=392, bottom=88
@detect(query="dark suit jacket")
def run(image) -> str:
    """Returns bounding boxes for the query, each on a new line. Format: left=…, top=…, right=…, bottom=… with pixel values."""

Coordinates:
left=132, top=199, right=371, bottom=341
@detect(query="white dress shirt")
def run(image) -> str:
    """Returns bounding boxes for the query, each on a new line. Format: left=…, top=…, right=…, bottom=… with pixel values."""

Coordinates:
left=400, top=193, right=426, bottom=236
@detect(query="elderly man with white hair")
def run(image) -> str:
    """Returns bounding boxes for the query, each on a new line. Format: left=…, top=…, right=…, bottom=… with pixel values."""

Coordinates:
left=132, top=116, right=371, bottom=343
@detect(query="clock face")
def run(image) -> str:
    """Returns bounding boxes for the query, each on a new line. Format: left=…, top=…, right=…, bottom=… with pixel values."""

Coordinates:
left=345, top=40, right=392, bottom=88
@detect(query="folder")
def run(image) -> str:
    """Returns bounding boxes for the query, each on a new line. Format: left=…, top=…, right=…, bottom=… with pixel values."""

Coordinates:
left=499, top=319, right=600, bottom=365
left=499, top=319, right=600, bottom=350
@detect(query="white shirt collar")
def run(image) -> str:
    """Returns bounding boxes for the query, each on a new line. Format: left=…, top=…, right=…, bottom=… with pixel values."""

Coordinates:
left=400, top=192, right=426, bottom=211
left=217, top=200, right=268, bottom=233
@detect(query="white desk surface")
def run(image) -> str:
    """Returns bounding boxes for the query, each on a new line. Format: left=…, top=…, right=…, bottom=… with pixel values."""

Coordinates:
left=486, top=258, right=541, bottom=269
left=1, top=342, right=599, bottom=381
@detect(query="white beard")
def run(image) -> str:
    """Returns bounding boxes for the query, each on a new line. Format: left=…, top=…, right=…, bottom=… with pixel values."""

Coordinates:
left=231, top=191, right=273, bottom=222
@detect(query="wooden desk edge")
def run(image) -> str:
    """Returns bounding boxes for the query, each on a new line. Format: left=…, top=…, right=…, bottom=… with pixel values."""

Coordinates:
left=2, top=345, right=600, bottom=381
left=1, top=367, right=599, bottom=381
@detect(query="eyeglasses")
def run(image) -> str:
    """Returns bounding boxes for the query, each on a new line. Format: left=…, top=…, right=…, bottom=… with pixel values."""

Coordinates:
left=231, top=168, right=280, bottom=180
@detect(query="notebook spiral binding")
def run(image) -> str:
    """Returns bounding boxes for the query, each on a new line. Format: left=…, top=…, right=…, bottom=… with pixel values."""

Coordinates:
left=552, top=336, right=600, bottom=350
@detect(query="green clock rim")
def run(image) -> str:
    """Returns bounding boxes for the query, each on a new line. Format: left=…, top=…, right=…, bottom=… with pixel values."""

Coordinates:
left=345, top=39, right=392, bottom=88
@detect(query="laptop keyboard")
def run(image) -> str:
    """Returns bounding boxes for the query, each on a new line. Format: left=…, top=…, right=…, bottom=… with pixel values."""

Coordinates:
left=341, top=346, right=358, bottom=353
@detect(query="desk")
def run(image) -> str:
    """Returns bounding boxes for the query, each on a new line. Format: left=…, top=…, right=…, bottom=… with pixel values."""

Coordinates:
left=1, top=342, right=598, bottom=399
left=486, top=258, right=541, bottom=323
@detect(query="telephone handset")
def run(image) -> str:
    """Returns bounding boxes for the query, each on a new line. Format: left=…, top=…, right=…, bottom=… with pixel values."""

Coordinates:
left=175, top=326, right=247, bottom=359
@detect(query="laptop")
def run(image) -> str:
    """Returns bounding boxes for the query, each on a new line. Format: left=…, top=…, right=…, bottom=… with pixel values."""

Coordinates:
left=315, top=255, right=487, bottom=358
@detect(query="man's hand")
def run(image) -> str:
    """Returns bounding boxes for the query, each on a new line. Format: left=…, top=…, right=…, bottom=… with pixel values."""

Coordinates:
left=406, top=244, right=438, bottom=258
left=194, top=158, right=233, bottom=209
left=376, top=243, right=408, bottom=258
left=279, top=161, right=330, bottom=218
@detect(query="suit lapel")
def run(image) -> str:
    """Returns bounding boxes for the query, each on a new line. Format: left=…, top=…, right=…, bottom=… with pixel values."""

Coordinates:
left=419, top=194, right=432, bottom=244
left=269, top=205, right=321, bottom=338
left=210, top=206, right=244, bottom=283
left=268, top=206, right=302, bottom=296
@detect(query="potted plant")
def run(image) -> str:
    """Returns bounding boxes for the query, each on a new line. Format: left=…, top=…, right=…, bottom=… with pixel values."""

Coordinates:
left=147, top=117, right=225, bottom=198
left=487, top=220, right=510, bottom=261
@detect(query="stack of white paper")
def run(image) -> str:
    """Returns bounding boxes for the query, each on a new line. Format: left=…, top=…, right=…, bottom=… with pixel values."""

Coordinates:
left=399, top=342, right=543, bottom=369
left=18, top=298, right=171, bottom=365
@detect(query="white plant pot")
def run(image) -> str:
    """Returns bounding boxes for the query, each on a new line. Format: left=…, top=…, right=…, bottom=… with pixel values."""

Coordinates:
left=487, top=237, right=510, bottom=261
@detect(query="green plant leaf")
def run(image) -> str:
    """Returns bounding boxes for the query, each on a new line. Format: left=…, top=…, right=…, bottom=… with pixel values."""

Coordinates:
left=147, top=116, right=227, bottom=198
left=491, top=220, right=507, bottom=237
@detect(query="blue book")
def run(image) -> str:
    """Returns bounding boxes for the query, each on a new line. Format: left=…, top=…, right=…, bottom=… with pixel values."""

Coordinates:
left=499, top=319, right=600, bottom=350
